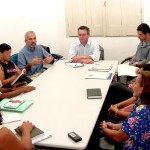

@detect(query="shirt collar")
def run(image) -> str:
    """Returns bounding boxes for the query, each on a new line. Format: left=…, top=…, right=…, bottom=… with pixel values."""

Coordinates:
left=78, top=39, right=91, bottom=46
left=25, top=45, right=36, bottom=51
left=140, top=40, right=150, bottom=47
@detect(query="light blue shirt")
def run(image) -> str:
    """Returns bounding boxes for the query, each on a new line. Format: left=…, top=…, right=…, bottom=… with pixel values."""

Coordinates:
left=130, top=40, right=150, bottom=65
left=68, top=39, right=100, bottom=62
left=18, top=45, right=52, bottom=75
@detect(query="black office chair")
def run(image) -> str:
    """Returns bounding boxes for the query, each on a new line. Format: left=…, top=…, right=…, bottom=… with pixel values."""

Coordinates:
left=120, top=56, right=133, bottom=64
left=40, top=45, right=50, bottom=53
left=99, top=45, right=104, bottom=60
left=40, top=44, right=63, bottom=61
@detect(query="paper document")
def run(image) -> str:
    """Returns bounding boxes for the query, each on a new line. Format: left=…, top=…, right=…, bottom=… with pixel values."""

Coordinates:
left=2, top=113, right=21, bottom=124
left=85, top=72, right=111, bottom=79
left=118, top=64, right=138, bottom=76
left=88, top=63, right=112, bottom=71
left=32, top=131, right=51, bottom=144
left=65, top=62, right=84, bottom=68
left=11, top=69, right=25, bottom=86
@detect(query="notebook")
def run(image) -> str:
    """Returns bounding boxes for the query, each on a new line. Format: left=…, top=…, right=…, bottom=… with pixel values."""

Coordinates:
left=86, top=88, right=102, bottom=99
left=0, top=98, right=33, bottom=112
left=11, top=69, right=25, bottom=86
left=15, top=125, right=52, bottom=144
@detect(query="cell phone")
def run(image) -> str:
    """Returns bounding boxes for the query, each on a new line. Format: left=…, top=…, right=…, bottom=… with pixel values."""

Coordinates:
left=68, top=132, right=82, bottom=142
left=4, top=98, right=25, bottom=109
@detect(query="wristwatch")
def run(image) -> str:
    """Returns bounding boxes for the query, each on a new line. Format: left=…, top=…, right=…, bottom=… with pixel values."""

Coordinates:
left=83, top=56, right=86, bottom=59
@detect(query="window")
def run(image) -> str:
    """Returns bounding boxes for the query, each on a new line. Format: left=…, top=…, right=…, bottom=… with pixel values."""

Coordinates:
left=65, top=0, right=143, bottom=36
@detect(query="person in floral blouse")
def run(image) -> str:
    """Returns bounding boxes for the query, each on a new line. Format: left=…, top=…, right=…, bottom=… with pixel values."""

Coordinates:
left=101, top=70, right=150, bottom=150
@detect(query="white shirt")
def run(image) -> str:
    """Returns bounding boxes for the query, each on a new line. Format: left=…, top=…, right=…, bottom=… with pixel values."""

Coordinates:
left=68, top=39, right=100, bottom=62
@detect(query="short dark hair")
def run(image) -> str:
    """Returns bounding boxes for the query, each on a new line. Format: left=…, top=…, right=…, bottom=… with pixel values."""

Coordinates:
left=143, top=64, right=150, bottom=71
left=137, top=23, right=150, bottom=35
left=78, top=26, right=90, bottom=34
left=0, top=43, right=11, bottom=53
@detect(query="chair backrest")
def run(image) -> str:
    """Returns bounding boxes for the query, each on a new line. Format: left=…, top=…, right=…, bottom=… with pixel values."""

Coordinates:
left=40, top=45, right=50, bottom=53
left=99, top=45, right=104, bottom=60
left=10, top=53, right=18, bottom=65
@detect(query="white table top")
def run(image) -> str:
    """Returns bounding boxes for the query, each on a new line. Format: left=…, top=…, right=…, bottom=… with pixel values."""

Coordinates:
left=3, top=60, right=118, bottom=149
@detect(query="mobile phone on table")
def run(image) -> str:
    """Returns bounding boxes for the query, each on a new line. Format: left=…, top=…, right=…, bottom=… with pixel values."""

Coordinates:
left=4, top=98, right=25, bottom=109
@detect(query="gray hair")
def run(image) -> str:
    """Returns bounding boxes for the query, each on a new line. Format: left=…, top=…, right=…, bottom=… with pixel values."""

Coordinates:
left=24, top=31, right=35, bottom=40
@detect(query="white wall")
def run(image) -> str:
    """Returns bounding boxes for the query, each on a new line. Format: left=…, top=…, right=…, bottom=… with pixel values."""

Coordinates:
left=0, top=0, right=150, bottom=62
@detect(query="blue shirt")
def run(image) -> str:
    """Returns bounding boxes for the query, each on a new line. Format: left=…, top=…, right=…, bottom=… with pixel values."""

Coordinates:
left=130, top=40, right=150, bottom=65
left=121, top=104, right=150, bottom=150
left=18, top=45, right=52, bottom=75
left=68, top=39, right=100, bottom=62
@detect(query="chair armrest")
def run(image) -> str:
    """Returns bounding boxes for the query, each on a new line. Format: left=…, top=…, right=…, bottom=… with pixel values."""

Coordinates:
left=121, top=56, right=133, bottom=64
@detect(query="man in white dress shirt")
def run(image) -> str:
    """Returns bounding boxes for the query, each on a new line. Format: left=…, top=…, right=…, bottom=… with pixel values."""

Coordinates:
left=68, top=26, right=100, bottom=64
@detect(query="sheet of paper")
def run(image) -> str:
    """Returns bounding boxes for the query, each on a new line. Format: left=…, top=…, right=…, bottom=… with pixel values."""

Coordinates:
left=88, top=62, right=113, bottom=71
left=65, top=63, right=84, bottom=68
left=11, top=69, right=25, bottom=86
left=32, top=131, right=52, bottom=144
left=118, top=64, right=138, bottom=76
left=2, top=113, right=21, bottom=124
left=85, top=72, right=111, bottom=79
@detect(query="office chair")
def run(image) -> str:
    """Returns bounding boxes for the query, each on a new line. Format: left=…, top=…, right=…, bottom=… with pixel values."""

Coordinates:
left=120, top=56, right=133, bottom=64
left=40, top=44, right=63, bottom=60
left=10, top=53, right=18, bottom=65
left=40, top=45, right=50, bottom=53
left=99, top=45, right=104, bottom=60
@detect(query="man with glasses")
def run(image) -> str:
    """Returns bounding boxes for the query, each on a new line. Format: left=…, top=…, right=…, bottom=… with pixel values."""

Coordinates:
left=68, top=26, right=100, bottom=64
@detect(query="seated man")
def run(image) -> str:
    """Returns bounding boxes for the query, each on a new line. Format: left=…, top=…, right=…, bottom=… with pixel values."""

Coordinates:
left=68, top=26, right=100, bottom=64
left=18, top=31, right=54, bottom=76
left=129, top=23, right=150, bottom=67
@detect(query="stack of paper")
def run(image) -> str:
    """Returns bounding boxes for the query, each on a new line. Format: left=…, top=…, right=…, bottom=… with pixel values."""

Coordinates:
left=88, top=63, right=113, bottom=72
left=65, top=62, right=84, bottom=68
left=118, top=64, right=138, bottom=76
left=2, top=113, right=21, bottom=124
left=85, top=72, right=112, bottom=79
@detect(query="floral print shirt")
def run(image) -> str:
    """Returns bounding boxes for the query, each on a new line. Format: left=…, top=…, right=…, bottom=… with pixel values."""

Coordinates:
left=121, top=104, right=150, bottom=150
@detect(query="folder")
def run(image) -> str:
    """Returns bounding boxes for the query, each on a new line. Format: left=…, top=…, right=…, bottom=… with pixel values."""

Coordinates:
left=0, top=98, right=33, bottom=112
